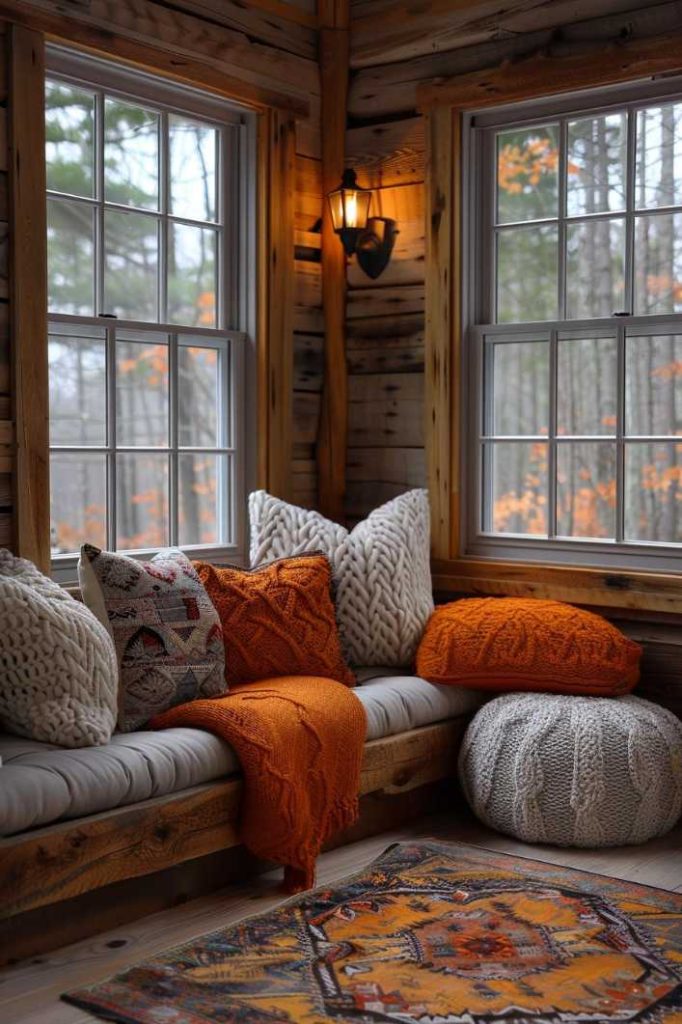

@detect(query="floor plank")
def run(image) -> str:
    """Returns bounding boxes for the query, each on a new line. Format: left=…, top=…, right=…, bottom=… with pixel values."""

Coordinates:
left=1, top=807, right=681, bottom=1023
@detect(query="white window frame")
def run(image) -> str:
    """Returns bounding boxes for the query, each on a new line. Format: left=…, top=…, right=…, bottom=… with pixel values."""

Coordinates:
left=46, top=46, right=257, bottom=583
left=463, top=76, right=682, bottom=573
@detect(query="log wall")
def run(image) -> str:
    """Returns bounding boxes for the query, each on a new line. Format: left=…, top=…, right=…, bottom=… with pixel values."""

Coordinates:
left=0, top=21, right=9, bottom=549
left=343, top=0, right=682, bottom=525
left=0, top=0, right=323, bottom=555
left=343, top=0, right=682, bottom=711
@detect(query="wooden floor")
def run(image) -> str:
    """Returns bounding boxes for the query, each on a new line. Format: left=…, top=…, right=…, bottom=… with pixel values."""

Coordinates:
left=2, top=806, right=681, bottom=1024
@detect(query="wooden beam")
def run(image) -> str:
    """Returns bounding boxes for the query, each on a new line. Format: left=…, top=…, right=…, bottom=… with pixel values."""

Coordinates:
left=0, top=718, right=466, bottom=922
left=263, top=110, right=296, bottom=499
left=424, top=107, right=455, bottom=560
left=316, top=2, right=349, bottom=521
left=0, top=0, right=313, bottom=119
left=8, top=24, right=49, bottom=571
left=417, top=26, right=682, bottom=110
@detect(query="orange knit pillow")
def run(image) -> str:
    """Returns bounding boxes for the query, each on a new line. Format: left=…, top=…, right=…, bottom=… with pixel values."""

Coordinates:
left=416, top=597, right=641, bottom=696
left=194, top=555, right=355, bottom=688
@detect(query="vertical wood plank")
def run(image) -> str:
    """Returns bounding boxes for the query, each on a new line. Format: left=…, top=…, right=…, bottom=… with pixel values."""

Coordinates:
left=424, top=105, right=455, bottom=560
left=8, top=24, right=49, bottom=571
left=317, top=8, right=349, bottom=521
left=265, top=110, right=296, bottom=500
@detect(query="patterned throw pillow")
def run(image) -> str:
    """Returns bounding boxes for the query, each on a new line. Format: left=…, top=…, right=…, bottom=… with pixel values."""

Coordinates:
left=0, top=549, right=118, bottom=748
left=249, top=490, right=433, bottom=668
left=416, top=597, right=642, bottom=696
left=79, top=546, right=227, bottom=731
left=194, top=554, right=355, bottom=687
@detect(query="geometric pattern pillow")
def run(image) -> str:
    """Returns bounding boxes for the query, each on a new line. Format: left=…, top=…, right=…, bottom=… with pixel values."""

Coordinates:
left=249, top=490, right=434, bottom=668
left=78, top=545, right=227, bottom=731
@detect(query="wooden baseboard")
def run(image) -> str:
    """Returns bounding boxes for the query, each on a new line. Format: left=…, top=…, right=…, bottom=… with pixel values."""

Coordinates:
left=0, top=779, right=458, bottom=966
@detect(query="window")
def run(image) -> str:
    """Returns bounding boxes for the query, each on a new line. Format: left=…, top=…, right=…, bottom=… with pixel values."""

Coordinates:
left=45, top=48, right=255, bottom=577
left=466, top=80, right=682, bottom=571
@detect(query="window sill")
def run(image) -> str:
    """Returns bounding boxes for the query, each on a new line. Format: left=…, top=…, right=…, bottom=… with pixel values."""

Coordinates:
left=431, top=556, right=682, bottom=617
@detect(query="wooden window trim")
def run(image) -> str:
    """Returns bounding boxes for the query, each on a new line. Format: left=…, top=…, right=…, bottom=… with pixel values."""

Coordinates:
left=10, top=22, right=296, bottom=573
left=418, top=31, right=682, bottom=614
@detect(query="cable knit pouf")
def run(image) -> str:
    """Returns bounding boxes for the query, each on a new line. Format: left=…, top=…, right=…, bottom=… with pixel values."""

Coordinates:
left=459, top=692, right=682, bottom=847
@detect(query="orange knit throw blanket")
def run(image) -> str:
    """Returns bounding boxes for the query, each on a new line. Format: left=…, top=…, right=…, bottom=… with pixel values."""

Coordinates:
left=151, top=676, right=367, bottom=893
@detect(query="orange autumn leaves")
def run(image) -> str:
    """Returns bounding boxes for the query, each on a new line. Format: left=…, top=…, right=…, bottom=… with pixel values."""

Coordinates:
left=52, top=342, right=220, bottom=553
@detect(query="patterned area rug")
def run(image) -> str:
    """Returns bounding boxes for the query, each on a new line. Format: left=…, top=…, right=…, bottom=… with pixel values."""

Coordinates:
left=63, top=841, right=682, bottom=1023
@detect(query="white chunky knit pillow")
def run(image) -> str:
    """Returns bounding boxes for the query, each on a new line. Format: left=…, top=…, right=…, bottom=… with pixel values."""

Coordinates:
left=249, top=489, right=433, bottom=667
left=0, top=549, right=118, bottom=748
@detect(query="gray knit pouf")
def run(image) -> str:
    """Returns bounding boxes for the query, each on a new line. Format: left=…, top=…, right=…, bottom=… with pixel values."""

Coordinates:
left=458, top=692, right=682, bottom=847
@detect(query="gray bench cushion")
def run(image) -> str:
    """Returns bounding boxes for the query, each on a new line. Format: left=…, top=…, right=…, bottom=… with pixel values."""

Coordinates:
left=0, top=672, right=484, bottom=836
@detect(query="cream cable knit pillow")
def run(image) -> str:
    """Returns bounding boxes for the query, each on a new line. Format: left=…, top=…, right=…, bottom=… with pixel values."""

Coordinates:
left=0, top=549, right=118, bottom=748
left=249, top=489, right=434, bottom=667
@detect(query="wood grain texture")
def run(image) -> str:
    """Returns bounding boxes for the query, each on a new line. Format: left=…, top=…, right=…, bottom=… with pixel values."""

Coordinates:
left=349, top=0, right=651, bottom=68
left=158, top=0, right=317, bottom=58
left=0, top=0, right=316, bottom=118
left=348, top=2, right=682, bottom=119
left=8, top=24, right=49, bottom=570
left=265, top=111, right=296, bottom=499
left=0, top=717, right=470, bottom=924
left=316, top=14, right=349, bottom=521
left=424, top=106, right=455, bottom=560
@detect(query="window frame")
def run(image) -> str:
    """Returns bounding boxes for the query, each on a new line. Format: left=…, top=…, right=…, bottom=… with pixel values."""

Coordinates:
left=45, top=45, right=257, bottom=582
left=464, top=78, right=682, bottom=574
left=420, top=34, right=682, bottom=612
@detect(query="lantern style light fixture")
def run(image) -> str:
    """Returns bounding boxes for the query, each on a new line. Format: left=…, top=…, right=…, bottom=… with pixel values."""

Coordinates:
left=327, top=168, right=398, bottom=280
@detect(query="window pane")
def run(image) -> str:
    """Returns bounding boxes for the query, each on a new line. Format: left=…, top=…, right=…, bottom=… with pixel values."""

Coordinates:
left=168, top=223, right=217, bottom=327
left=636, top=102, right=682, bottom=209
left=484, top=441, right=548, bottom=536
left=103, top=210, right=159, bottom=321
left=566, top=218, right=625, bottom=319
left=488, top=340, right=549, bottom=435
left=556, top=442, right=617, bottom=539
left=47, top=198, right=95, bottom=315
left=51, top=452, right=107, bottom=555
left=566, top=113, right=626, bottom=216
left=116, top=337, right=169, bottom=447
left=634, top=212, right=682, bottom=315
left=116, top=453, right=169, bottom=549
left=496, top=225, right=558, bottom=323
left=49, top=328, right=106, bottom=445
left=169, top=116, right=217, bottom=222
left=625, top=442, right=682, bottom=543
left=496, top=124, right=558, bottom=224
left=45, top=79, right=95, bottom=199
left=104, top=98, right=159, bottom=210
left=557, top=337, right=617, bottom=435
left=179, top=344, right=222, bottom=447
left=626, top=334, right=682, bottom=436
left=178, top=453, right=227, bottom=546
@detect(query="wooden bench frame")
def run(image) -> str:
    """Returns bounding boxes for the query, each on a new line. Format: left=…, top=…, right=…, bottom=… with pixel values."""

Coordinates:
left=0, top=719, right=467, bottom=961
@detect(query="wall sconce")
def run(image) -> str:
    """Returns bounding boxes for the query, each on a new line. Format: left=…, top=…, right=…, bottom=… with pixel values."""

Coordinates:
left=327, top=168, right=398, bottom=280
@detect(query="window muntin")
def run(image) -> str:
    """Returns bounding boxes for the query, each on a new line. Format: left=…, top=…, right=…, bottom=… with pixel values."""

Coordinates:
left=469, top=85, right=682, bottom=570
left=46, top=52, right=250, bottom=571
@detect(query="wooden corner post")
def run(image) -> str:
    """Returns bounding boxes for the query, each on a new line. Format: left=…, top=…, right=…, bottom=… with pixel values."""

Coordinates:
left=258, top=109, right=296, bottom=500
left=8, top=24, right=49, bottom=571
left=317, top=0, right=349, bottom=522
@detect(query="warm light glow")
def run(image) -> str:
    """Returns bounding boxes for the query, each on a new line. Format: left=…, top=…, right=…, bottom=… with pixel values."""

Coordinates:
left=345, top=191, right=358, bottom=228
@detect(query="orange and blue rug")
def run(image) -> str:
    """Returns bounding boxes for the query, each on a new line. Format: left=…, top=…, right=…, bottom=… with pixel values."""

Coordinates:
left=63, top=841, right=682, bottom=1022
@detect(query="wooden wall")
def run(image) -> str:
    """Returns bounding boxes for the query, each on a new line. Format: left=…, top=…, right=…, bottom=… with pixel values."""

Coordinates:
left=0, top=0, right=323, bottom=557
left=343, top=0, right=682, bottom=524
left=0, top=20, right=9, bottom=550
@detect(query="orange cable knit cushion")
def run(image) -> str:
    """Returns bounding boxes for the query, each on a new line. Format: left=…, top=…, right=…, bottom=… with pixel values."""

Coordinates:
left=194, top=555, right=355, bottom=688
left=416, top=597, right=642, bottom=696
left=152, top=676, right=367, bottom=892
